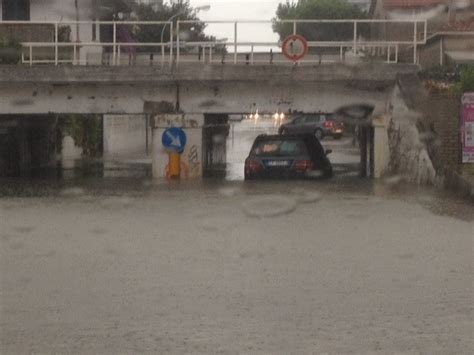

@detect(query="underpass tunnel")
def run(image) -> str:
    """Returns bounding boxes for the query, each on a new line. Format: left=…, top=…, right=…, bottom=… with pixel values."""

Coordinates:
left=0, top=115, right=58, bottom=177
left=198, top=113, right=375, bottom=181
left=0, top=111, right=378, bottom=181
left=206, top=110, right=378, bottom=182
left=0, top=114, right=107, bottom=178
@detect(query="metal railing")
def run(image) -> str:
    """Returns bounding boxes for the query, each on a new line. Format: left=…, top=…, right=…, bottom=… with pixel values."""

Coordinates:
left=0, top=19, right=427, bottom=66
left=177, top=19, right=427, bottom=65
left=0, top=20, right=173, bottom=66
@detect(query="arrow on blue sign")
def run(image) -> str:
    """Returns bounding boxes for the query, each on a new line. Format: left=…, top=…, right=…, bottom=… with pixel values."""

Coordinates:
left=162, top=127, right=187, bottom=153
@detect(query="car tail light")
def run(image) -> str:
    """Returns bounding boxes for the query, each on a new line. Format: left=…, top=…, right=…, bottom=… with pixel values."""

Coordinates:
left=245, top=158, right=263, bottom=173
left=324, top=121, right=333, bottom=128
left=295, top=159, right=314, bottom=172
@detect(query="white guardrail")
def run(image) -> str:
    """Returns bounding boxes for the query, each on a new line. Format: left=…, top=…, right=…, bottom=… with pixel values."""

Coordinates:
left=0, top=19, right=427, bottom=66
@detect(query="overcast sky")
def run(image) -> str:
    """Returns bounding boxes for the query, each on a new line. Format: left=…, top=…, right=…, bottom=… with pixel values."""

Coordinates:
left=187, top=0, right=282, bottom=44
left=189, top=0, right=281, bottom=20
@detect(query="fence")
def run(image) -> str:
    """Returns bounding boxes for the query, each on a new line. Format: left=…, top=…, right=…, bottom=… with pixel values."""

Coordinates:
left=0, top=19, right=427, bottom=66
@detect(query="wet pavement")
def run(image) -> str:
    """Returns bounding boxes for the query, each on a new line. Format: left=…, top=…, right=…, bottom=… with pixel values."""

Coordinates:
left=1, top=119, right=473, bottom=354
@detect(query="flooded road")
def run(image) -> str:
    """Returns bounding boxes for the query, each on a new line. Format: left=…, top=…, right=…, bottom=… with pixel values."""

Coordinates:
left=1, top=120, right=473, bottom=354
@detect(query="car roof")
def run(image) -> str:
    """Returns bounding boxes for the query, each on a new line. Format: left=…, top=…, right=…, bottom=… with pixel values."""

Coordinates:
left=255, top=133, right=315, bottom=141
left=254, top=134, right=306, bottom=142
left=255, top=134, right=306, bottom=141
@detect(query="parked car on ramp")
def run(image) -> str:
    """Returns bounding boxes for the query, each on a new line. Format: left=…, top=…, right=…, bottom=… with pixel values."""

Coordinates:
left=278, top=113, right=344, bottom=140
left=244, top=133, right=333, bottom=180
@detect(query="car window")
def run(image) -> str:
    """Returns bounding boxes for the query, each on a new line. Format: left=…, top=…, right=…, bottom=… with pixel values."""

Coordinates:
left=280, top=141, right=308, bottom=155
left=252, top=139, right=308, bottom=156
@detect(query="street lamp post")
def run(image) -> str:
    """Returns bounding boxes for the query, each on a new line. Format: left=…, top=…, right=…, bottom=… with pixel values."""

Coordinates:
left=160, top=5, right=211, bottom=46
left=160, top=5, right=211, bottom=63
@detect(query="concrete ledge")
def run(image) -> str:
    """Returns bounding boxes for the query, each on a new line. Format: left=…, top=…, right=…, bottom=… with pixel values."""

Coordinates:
left=0, top=63, right=419, bottom=85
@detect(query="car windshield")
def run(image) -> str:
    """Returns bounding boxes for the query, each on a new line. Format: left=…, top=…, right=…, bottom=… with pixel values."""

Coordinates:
left=1, top=1, right=473, bottom=354
left=252, top=139, right=308, bottom=156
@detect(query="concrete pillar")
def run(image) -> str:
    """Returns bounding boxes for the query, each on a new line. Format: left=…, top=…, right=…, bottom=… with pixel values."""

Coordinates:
left=373, top=114, right=389, bottom=179
left=151, top=113, right=204, bottom=179
left=359, top=126, right=368, bottom=178
left=17, top=128, right=31, bottom=172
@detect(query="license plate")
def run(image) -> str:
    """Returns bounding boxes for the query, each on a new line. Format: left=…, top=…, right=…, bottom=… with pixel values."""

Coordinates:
left=265, top=160, right=290, bottom=167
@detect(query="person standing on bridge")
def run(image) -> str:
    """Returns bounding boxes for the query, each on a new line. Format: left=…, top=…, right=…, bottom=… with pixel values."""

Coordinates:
left=114, top=12, right=137, bottom=65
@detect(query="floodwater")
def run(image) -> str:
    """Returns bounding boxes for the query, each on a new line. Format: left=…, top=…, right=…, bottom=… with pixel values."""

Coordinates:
left=1, top=119, right=473, bottom=354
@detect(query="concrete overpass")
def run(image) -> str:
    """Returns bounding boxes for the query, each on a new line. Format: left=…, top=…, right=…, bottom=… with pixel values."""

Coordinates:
left=0, top=63, right=419, bottom=178
left=0, top=63, right=417, bottom=114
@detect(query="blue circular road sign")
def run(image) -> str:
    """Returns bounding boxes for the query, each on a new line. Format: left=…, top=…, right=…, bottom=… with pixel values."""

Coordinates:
left=162, top=127, right=187, bottom=153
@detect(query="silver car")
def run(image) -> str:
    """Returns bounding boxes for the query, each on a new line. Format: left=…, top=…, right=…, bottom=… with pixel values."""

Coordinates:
left=278, top=113, right=345, bottom=140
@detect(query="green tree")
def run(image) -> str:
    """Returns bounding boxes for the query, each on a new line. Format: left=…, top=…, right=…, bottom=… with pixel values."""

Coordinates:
left=273, top=0, right=368, bottom=43
left=132, top=1, right=224, bottom=54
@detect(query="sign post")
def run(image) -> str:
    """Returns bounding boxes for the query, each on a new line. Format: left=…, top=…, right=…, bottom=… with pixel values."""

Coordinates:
left=462, top=93, right=474, bottom=164
left=162, top=127, right=187, bottom=179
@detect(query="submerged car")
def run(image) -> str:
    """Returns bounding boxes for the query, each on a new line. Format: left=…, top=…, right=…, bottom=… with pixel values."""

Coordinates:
left=278, top=113, right=344, bottom=139
left=244, top=134, right=333, bottom=180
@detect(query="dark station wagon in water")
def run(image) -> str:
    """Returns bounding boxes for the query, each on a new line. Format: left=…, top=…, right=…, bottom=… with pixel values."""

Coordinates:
left=278, top=113, right=345, bottom=140
left=244, top=134, right=333, bottom=180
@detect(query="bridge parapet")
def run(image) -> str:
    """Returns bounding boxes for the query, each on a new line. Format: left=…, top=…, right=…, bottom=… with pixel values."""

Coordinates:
left=0, top=63, right=419, bottom=85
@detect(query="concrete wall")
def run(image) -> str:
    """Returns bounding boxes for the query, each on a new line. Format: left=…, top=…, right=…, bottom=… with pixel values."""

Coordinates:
left=0, top=82, right=177, bottom=115
left=0, top=80, right=394, bottom=116
left=178, top=81, right=393, bottom=115
left=103, top=114, right=151, bottom=157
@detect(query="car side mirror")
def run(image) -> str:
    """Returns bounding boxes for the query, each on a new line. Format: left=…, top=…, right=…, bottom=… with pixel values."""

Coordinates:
left=325, top=149, right=332, bottom=155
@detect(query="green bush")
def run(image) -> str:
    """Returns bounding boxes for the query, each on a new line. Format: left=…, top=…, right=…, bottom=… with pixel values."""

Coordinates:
left=60, top=115, right=103, bottom=157
left=459, top=65, right=474, bottom=93
left=0, top=38, right=22, bottom=64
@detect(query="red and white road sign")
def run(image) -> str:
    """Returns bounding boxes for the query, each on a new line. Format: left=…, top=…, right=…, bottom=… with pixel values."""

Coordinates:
left=462, top=93, right=474, bottom=163
left=282, top=34, right=309, bottom=62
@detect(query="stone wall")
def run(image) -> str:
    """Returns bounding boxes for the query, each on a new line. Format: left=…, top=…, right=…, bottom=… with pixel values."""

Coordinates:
left=390, top=73, right=464, bottom=186
left=386, top=85, right=437, bottom=184
left=418, top=91, right=462, bottom=174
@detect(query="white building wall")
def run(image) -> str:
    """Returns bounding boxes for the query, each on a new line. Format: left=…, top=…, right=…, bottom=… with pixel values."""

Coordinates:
left=1, top=0, right=101, bottom=62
